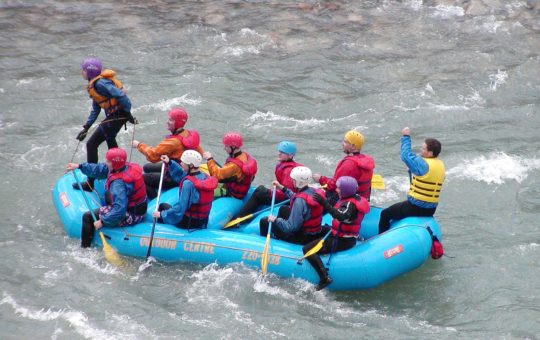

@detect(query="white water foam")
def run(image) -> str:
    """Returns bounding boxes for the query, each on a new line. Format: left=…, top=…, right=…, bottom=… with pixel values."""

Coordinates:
left=431, top=5, right=465, bottom=19
left=134, top=94, right=202, bottom=114
left=246, top=110, right=367, bottom=130
left=447, top=152, right=540, bottom=185
left=489, top=69, right=508, bottom=91
left=220, top=28, right=276, bottom=57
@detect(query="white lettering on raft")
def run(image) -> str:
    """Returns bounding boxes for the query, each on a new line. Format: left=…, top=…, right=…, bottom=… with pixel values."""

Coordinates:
left=384, top=244, right=404, bottom=259
left=140, top=237, right=177, bottom=250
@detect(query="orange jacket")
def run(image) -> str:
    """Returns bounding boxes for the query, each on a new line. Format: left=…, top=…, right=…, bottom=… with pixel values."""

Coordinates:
left=206, top=153, right=246, bottom=182
left=137, top=131, right=204, bottom=163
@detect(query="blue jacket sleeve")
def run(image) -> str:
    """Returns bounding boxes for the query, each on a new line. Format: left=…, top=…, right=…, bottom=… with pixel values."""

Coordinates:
left=168, top=160, right=188, bottom=183
left=95, top=79, right=132, bottom=112
left=85, top=101, right=102, bottom=127
left=400, top=136, right=428, bottom=176
left=275, top=198, right=309, bottom=235
left=101, top=180, right=130, bottom=226
left=78, top=163, right=109, bottom=179
left=161, top=179, right=200, bottom=225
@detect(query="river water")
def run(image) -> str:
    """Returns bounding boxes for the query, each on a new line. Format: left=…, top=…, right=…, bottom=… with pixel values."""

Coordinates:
left=1, top=1, right=539, bottom=339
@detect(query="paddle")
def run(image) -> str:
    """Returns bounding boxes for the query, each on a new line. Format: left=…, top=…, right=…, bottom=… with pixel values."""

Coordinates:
left=296, top=229, right=332, bottom=264
left=223, top=198, right=290, bottom=229
left=260, top=185, right=277, bottom=276
left=72, top=170, right=124, bottom=267
left=145, top=162, right=166, bottom=260
left=371, top=174, right=385, bottom=190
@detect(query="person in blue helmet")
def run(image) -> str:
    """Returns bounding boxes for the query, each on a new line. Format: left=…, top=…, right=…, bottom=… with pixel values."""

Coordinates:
left=73, top=57, right=137, bottom=192
left=235, top=141, right=303, bottom=219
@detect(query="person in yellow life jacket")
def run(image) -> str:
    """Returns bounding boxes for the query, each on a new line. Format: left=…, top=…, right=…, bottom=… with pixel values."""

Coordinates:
left=313, top=130, right=375, bottom=206
left=73, top=58, right=137, bottom=192
left=153, top=150, right=218, bottom=229
left=131, top=108, right=204, bottom=199
left=66, top=148, right=147, bottom=248
left=260, top=166, right=325, bottom=245
left=303, top=176, right=370, bottom=290
left=378, top=127, right=445, bottom=234
left=202, top=132, right=257, bottom=199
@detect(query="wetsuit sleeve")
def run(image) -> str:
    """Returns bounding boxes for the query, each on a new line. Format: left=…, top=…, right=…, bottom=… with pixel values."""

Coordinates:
left=325, top=200, right=357, bottom=222
left=275, top=198, right=309, bottom=235
left=400, top=136, right=428, bottom=176
left=100, top=180, right=128, bottom=226
left=79, top=162, right=110, bottom=179
left=168, top=160, right=188, bottom=183
left=137, top=138, right=182, bottom=163
left=161, top=180, right=199, bottom=225
left=207, top=158, right=241, bottom=182
left=95, top=79, right=132, bottom=112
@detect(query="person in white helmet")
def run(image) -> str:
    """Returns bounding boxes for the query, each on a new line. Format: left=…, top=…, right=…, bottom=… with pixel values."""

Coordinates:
left=153, top=150, right=218, bottom=229
left=259, top=166, right=325, bottom=245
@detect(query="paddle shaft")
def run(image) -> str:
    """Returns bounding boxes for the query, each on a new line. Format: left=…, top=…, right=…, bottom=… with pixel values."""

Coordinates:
left=146, top=162, right=166, bottom=259
left=261, top=186, right=277, bottom=275
left=224, top=198, right=290, bottom=229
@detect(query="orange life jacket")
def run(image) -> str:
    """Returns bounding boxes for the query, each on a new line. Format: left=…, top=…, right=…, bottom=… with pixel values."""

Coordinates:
left=86, top=69, right=125, bottom=116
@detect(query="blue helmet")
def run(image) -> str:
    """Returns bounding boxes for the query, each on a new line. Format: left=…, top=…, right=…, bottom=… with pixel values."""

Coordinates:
left=277, top=141, right=297, bottom=156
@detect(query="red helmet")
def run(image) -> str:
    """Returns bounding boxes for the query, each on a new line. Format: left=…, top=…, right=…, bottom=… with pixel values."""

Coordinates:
left=168, top=108, right=188, bottom=130
left=105, top=147, right=127, bottom=171
left=222, top=132, right=243, bottom=148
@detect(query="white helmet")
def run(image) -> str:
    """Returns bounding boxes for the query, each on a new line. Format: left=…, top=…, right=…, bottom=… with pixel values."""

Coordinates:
left=180, top=150, right=202, bottom=168
left=290, top=166, right=312, bottom=188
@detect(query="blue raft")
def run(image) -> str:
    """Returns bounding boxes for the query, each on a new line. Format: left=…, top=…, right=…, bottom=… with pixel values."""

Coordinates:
left=52, top=170, right=443, bottom=291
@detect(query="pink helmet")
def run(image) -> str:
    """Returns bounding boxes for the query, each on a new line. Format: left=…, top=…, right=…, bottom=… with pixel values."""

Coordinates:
left=168, top=108, right=188, bottom=130
left=222, top=132, right=243, bottom=148
left=105, top=148, right=127, bottom=171
left=336, top=176, right=358, bottom=198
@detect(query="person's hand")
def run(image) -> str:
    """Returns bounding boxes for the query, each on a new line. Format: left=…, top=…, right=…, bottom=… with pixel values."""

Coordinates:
left=66, top=163, right=79, bottom=171
left=312, top=192, right=325, bottom=205
left=160, top=155, right=170, bottom=164
left=402, top=127, right=410, bottom=136
left=268, top=215, right=277, bottom=223
left=126, top=112, right=138, bottom=124
left=132, top=140, right=140, bottom=148
left=153, top=211, right=161, bottom=218
left=313, top=173, right=321, bottom=182
left=202, top=151, right=213, bottom=160
left=76, top=125, right=89, bottom=141
left=93, top=220, right=103, bottom=229
left=271, top=181, right=283, bottom=190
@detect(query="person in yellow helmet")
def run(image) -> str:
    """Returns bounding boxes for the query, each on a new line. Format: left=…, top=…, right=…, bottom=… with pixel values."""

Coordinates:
left=378, top=127, right=445, bottom=234
left=313, top=130, right=375, bottom=205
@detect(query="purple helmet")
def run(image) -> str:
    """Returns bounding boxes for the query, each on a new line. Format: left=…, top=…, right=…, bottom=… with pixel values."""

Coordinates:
left=336, top=176, right=358, bottom=198
left=81, top=57, right=102, bottom=79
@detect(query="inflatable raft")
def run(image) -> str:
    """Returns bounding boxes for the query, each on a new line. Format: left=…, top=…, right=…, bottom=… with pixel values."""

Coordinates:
left=52, top=170, right=443, bottom=291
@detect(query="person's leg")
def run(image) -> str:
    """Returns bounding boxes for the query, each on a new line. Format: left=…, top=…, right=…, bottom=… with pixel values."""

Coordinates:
left=143, top=163, right=162, bottom=173
left=81, top=209, right=100, bottom=247
left=236, top=185, right=271, bottom=218
left=143, top=173, right=160, bottom=199
left=303, top=237, right=335, bottom=290
left=378, top=201, right=407, bottom=234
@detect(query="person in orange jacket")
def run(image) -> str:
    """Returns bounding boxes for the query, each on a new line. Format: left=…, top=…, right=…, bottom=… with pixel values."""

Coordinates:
left=202, top=132, right=257, bottom=199
left=132, top=108, right=203, bottom=199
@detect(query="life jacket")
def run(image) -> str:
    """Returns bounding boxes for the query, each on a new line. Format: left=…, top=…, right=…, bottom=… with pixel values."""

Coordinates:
left=408, top=158, right=445, bottom=203
left=334, top=153, right=375, bottom=200
left=330, top=195, right=370, bottom=237
left=86, top=69, right=125, bottom=116
left=225, top=152, right=258, bottom=199
left=291, top=188, right=325, bottom=234
left=168, top=129, right=201, bottom=152
left=275, top=160, right=303, bottom=191
left=105, top=163, right=147, bottom=214
left=179, top=173, right=218, bottom=221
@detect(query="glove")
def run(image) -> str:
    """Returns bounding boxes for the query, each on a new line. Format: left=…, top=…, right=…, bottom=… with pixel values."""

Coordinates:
left=76, top=125, right=89, bottom=141
left=126, top=112, right=138, bottom=125
left=312, top=193, right=325, bottom=205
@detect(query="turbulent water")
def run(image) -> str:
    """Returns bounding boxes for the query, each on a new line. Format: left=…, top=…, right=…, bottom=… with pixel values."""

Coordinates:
left=1, top=1, right=539, bottom=339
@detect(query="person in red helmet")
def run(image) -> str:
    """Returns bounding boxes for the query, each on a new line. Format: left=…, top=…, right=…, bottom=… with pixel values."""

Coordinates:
left=73, top=57, right=137, bottom=192
left=132, top=108, right=204, bottom=199
left=202, top=132, right=257, bottom=199
left=303, top=176, right=370, bottom=290
left=67, top=148, right=147, bottom=248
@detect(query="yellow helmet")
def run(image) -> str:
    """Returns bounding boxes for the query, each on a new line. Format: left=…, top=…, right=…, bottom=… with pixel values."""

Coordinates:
left=344, top=130, right=364, bottom=150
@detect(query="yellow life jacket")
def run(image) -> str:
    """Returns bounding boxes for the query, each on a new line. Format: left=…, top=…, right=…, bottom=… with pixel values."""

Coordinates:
left=86, top=69, right=125, bottom=115
left=408, top=157, right=445, bottom=203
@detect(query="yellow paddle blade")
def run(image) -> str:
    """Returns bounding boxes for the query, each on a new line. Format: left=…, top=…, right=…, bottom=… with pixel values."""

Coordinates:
left=224, top=213, right=254, bottom=229
left=371, top=174, right=385, bottom=190
left=99, top=232, right=125, bottom=267
left=261, top=234, right=271, bottom=275
left=200, top=163, right=209, bottom=175
left=300, top=240, right=324, bottom=260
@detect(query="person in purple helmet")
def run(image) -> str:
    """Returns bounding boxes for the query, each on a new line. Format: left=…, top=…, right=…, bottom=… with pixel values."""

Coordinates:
left=73, top=57, right=137, bottom=191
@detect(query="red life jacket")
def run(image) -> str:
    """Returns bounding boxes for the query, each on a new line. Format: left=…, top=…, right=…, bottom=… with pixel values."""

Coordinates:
left=225, top=152, right=257, bottom=199
left=179, top=173, right=218, bottom=221
left=291, top=188, right=325, bottom=234
left=330, top=195, right=370, bottom=237
left=105, top=163, right=147, bottom=211
left=168, top=129, right=201, bottom=152
left=86, top=69, right=125, bottom=116
left=274, top=160, right=303, bottom=201
left=334, top=153, right=374, bottom=200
